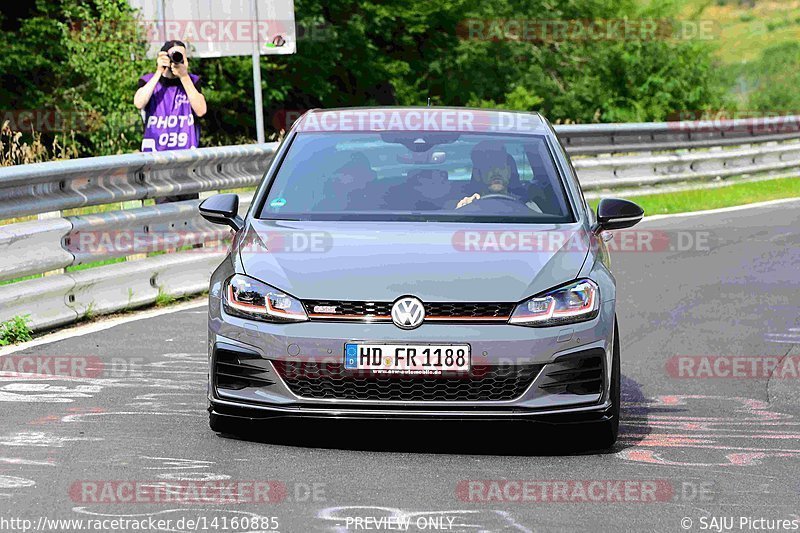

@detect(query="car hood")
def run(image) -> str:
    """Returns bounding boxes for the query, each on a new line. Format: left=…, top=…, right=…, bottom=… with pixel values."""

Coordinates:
left=237, top=220, right=590, bottom=302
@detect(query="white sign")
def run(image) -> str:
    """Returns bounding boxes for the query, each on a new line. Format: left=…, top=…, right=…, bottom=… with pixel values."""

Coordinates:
left=128, top=0, right=297, bottom=58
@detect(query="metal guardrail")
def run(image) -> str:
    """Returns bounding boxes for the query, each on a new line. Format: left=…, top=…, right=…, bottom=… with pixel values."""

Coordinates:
left=572, top=141, right=800, bottom=189
left=557, top=115, right=800, bottom=155
left=0, top=195, right=255, bottom=331
left=0, top=142, right=271, bottom=332
left=1, top=115, right=799, bottom=333
left=0, top=143, right=272, bottom=220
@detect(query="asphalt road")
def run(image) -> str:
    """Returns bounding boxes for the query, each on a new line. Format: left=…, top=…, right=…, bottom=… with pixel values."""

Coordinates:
left=1, top=199, right=799, bottom=533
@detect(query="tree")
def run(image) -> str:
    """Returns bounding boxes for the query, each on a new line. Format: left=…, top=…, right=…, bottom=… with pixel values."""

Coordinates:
left=0, top=0, right=728, bottom=158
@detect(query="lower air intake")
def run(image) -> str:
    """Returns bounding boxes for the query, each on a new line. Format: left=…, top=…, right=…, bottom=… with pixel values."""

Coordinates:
left=272, top=361, right=543, bottom=402
left=537, top=348, right=605, bottom=395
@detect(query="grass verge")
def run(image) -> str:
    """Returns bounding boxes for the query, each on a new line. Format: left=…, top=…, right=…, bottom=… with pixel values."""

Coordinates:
left=590, top=176, right=800, bottom=216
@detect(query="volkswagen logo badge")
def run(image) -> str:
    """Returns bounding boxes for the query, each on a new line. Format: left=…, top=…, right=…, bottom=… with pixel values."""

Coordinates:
left=391, top=296, right=425, bottom=330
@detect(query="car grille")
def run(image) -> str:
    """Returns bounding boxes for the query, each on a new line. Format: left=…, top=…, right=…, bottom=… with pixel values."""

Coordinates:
left=271, top=361, right=543, bottom=402
left=302, top=300, right=514, bottom=322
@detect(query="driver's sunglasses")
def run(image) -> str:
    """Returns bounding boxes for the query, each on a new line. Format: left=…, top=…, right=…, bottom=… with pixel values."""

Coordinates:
left=482, top=166, right=510, bottom=180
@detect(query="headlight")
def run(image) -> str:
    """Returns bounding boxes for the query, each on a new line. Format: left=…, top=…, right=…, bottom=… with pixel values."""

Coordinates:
left=223, top=274, right=308, bottom=323
left=509, top=279, right=599, bottom=327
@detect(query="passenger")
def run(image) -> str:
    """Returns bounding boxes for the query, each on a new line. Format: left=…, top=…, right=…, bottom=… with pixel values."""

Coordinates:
left=317, top=153, right=377, bottom=211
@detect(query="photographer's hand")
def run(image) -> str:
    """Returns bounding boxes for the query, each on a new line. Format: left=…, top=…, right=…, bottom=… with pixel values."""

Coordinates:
left=171, top=59, right=189, bottom=80
left=155, top=52, right=170, bottom=76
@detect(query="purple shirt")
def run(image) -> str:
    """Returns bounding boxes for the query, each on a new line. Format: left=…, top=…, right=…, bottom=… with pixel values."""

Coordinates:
left=138, top=73, right=202, bottom=152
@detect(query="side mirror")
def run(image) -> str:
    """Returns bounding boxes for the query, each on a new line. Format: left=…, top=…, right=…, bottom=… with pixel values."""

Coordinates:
left=596, top=198, right=644, bottom=231
left=199, top=193, right=243, bottom=232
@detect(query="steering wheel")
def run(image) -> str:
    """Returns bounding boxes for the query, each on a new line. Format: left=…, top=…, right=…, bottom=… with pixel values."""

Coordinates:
left=456, top=193, right=533, bottom=215
left=477, top=193, right=523, bottom=202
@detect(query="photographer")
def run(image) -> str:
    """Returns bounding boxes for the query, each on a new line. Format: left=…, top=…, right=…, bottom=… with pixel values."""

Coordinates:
left=134, top=40, right=207, bottom=202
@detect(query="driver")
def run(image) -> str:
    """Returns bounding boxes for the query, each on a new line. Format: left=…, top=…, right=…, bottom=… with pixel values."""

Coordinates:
left=456, top=142, right=542, bottom=212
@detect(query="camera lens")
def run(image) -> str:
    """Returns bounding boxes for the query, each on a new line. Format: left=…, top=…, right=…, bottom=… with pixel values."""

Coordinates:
left=169, top=51, right=184, bottom=64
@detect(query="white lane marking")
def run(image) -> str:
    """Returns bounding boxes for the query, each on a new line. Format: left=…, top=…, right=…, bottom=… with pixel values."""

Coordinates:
left=640, top=196, right=800, bottom=222
left=0, top=457, right=55, bottom=466
left=61, top=411, right=203, bottom=422
left=0, top=475, right=35, bottom=489
left=139, top=457, right=215, bottom=470
left=0, top=383, right=101, bottom=403
left=0, top=432, right=102, bottom=447
left=0, top=384, right=100, bottom=403
left=0, top=392, right=86, bottom=403
left=158, top=473, right=231, bottom=481
left=765, top=331, right=800, bottom=344
left=134, top=457, right=231, bottom=482
left=0, top=355, right=205, bottom=403
left=0, top=299, right=208, bottom=357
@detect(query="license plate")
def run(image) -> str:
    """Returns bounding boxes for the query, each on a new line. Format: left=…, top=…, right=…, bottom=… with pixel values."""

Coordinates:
left=344, top=343, right=471, bottom=374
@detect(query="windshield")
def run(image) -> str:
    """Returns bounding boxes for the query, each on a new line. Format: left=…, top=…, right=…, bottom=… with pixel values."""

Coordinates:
left=258, top=132, right=574, bottom=223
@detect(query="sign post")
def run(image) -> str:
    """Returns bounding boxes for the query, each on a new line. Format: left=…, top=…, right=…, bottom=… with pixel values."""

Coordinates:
left=251, top=0, right=266, bottom=143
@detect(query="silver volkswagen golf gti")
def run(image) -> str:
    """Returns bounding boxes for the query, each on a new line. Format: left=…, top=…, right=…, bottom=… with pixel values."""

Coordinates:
left=200, top=107, right=643, bottom=449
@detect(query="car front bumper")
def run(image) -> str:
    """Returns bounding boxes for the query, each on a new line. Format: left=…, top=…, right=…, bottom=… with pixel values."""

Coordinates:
left=207, top=295, right=616, bottom=420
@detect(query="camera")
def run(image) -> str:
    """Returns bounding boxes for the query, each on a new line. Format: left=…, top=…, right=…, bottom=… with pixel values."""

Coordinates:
left=169, top=51, right=184, bottom=64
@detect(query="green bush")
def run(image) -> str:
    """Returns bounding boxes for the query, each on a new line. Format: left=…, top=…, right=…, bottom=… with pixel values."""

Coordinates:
left=0, top=315, right=33, bottom=346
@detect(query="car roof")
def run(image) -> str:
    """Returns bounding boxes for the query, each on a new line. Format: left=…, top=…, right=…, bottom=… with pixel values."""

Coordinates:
left=292, top=106, right=549, bottom=136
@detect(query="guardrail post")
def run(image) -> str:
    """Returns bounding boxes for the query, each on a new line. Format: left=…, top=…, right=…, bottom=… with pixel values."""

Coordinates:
left=38, top=210, right=65, bottom=276
left=123, top=199, right=147, bottom=263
